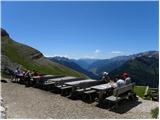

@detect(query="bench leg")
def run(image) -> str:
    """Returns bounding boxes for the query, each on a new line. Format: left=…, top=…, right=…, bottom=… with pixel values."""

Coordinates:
left=61, top=89, right=65, bottom=96
left=61, top=89, right=71, bottom=96
left=115, top=102, right=118, bottom=110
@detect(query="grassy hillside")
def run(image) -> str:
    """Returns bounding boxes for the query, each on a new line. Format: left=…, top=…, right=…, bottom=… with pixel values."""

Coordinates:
left=1, top=29, right=88, bottom=78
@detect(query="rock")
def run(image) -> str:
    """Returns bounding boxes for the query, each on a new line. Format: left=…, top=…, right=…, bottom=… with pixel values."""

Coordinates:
left=0, top=106, right=5, bottom=112
left=1, top=28, right=9, bottom=37
left=0, top=113, right=6, bottom=119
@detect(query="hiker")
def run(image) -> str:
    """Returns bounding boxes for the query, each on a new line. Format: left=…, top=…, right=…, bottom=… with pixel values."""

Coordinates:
left=19, top=70, right=27, bottom=84
left=121, top=72, right=131, bottom=84
left=111, top=75, right=125, bottom=88
left=32, top=70, right=39, bottom=76
left=98, top=72, right=112, bottom=99
left=14, top=67, right=21, bottom=82
left=31, top=70, right=40, bottom=86
left=24, top=70, right=32, bottom=87
left=101, top=72, right=111, bottom=83
left=116, top=76, right=125, bottom=87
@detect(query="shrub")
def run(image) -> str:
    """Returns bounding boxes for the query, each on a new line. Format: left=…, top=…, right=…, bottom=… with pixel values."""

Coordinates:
left=151, top=107, right=159, bottom=118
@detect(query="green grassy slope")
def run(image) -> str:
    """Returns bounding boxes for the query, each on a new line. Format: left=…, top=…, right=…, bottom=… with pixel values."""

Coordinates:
left=134, top=86, right=146, bottom=98
left=1, top=30, right=88, bottom=78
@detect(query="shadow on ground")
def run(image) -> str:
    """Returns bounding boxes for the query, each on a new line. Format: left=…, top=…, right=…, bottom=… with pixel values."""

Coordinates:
left=1, top=79, right=8, bottom=83
left=96, top=98, right=142, bottom=114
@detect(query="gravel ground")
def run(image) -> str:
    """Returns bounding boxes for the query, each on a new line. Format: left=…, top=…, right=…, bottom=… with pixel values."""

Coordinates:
left=1, top=78, right=159, bottom=119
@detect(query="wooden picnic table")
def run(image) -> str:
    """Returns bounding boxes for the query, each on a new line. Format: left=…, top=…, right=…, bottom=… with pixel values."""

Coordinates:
left=90, top=82, right=116, bottom=101
left=33, top=75, right=65, bottom=86
left=64, top=79, right=97, bottom=94
left=44, top=76, right=81, bottom=85
left=41, top=76, right=83, bottom=91
left=91, top=83, right=113, bottom=91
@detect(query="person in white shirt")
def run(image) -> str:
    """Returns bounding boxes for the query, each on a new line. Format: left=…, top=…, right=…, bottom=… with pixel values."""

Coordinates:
left=111, top=75, right=125, bottom=88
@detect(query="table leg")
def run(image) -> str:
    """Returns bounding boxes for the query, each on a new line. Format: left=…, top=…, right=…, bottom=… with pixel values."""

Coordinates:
left=98, top=91, right=105, bottom=104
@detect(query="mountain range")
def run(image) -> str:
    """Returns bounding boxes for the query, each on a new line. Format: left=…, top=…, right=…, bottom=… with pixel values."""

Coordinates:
left=50, top=51, right=159, bottom=88
left=48, top=57, right=99, bottom=79
left=1, top=28, right=159, bottom=87
left=71, top=58, right=99, bottom=70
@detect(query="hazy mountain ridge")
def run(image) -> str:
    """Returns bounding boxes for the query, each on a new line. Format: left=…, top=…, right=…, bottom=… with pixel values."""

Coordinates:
left=71, top=58, right=99, bottom=70
left=88, top=51, right=159, bottom=75
left=48, top=56, right=99, bottom=79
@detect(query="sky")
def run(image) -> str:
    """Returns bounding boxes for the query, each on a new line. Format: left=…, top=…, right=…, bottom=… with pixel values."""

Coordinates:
left=1, top=1, right=159, bottom=59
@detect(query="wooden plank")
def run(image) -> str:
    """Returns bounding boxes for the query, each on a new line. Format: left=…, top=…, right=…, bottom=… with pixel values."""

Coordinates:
left=43, top=76, right=82, bottom=86
left=42, top=75, right=65, bottom=81
left=78, top=80, right=104, bottom=88
left=84, top=89, right=96, bottom=94
left=105, top=96, right=119, bottom=101
left=61, top=86, right=73, bottom=90
left=43, top=81, right=55, bottom=85
left=65, top=79, right=96, bottom=86
left=43, top=75, right=55, bottom=77
left=91, top=83, right=114, bottom=91
left=47, top=76, right=78, bottom=82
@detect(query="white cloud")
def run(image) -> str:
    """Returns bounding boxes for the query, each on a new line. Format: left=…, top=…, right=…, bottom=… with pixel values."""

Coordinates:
left=111, top=51, right=123, bottom=54
left=94, top=49, right=100, bottom=54
left=44, top=54, right=70, bottom=58
left=105, top=51, right=125, bottom=59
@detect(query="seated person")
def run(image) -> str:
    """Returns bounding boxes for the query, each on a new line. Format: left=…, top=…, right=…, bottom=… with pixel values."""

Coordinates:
left=101, top=72, right=111, bottom=83
left=24, top=70, right=32, bottom=87
left=121, top=72, right=131, bottom=84
left=111, top=75, right=125, bottom=88
left=31, top=70, right=39, bottom=76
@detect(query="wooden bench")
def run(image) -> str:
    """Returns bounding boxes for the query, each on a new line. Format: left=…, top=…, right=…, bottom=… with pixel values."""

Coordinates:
left=74, top=81, right=104, bottom=101
left=75, top=80, right=104, bottom=93
left=60, top=86, right=73, bottom=96
left=82, top=89, right=97, bottom=102
left=105, top=83, right=135, bottom=109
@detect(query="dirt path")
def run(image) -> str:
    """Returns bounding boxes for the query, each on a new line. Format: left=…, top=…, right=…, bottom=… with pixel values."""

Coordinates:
left=1, top=78, right=158, bottom=119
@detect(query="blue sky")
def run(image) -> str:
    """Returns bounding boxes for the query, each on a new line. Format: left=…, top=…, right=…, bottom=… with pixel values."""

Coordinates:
left=1, top=1, right=159, bottom=59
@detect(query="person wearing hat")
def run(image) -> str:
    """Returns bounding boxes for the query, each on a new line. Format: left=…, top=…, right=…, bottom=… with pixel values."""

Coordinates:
left=101, top=72, right=111, bottom=83
left=121, top=72, right=131, bottom=84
